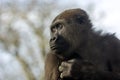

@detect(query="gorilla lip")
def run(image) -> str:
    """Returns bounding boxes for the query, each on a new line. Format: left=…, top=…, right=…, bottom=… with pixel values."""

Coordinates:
left=50, top=45, right=62, bottom=50
left=50, top=46, right=57, bottom=50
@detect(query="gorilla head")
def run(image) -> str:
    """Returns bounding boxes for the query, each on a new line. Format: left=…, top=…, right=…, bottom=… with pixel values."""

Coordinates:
left=49, top=9, right=92, bottom=58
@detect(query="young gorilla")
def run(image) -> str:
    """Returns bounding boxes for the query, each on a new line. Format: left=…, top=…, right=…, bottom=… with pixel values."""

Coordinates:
left=45, top=8, right=120, bottom=80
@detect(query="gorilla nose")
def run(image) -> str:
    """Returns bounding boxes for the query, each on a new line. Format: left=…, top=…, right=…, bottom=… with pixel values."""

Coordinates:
left=50, top=36, right=59, bottom=42
left=50, top=35, right=64, bottom=44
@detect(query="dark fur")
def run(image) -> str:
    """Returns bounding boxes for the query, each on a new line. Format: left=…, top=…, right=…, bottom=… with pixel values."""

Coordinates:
left=45, top=8, right=120, bottom=80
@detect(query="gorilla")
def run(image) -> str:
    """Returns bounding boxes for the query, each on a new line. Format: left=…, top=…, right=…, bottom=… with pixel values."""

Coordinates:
left=45, top=8, right=120, bottom=80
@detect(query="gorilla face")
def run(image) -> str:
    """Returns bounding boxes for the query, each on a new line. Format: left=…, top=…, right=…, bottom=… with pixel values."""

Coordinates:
left=49, top=19, right=70, bottom=56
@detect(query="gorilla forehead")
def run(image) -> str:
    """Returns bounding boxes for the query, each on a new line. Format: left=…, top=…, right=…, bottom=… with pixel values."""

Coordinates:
left=52, top=8, right=88, bottom=23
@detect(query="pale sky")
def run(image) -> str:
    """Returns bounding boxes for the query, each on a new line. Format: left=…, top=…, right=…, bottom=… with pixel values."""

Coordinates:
left=84, top=0, right=120, bottom=38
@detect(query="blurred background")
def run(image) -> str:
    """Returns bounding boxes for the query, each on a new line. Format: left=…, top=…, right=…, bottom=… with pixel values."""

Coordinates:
left=0, top=0, right=120, bottom=80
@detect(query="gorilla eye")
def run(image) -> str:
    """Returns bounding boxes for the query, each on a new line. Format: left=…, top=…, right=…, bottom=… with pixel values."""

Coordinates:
left=51, top=23, right=63, bottom=33
left=51, top=27, right=56, bottom=33
left=55, top=23, right=63, bottom=29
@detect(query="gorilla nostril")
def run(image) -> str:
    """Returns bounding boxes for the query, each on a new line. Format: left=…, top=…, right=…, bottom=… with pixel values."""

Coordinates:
left=50, top=36, right=64, bottom=44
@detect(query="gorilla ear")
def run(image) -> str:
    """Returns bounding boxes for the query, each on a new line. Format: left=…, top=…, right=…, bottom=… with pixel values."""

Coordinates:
left=75, top=15, right=92, bottom=29
left=75, top=16, right=85, bottom=24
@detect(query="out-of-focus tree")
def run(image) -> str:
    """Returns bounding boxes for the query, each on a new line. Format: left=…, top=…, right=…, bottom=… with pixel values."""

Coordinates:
left=0, top=0, right=57, bottom=80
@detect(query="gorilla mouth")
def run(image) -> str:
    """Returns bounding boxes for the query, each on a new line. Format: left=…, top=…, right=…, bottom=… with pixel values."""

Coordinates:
left=50, top=45, right=58, bottom=50
left=50, top=45, right=64, bottom=50
left=49, top=35, right=70, bottom=54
